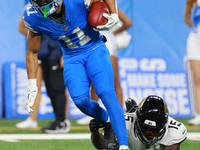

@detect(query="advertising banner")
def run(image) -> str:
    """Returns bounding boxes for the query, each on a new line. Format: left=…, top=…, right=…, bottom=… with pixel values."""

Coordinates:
left=4, top=62, right=54, bottom=119
left=3, top=62, right=87, bottom=119
left=119, top=57, right=191, bottom=118
left=4, top=59, right=191, bottom=119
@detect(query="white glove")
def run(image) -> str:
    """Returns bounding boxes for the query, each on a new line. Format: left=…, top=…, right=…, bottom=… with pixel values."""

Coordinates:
left=94, top=13, right=119, bottom=31
left=25, top=79, right=38, bottom=114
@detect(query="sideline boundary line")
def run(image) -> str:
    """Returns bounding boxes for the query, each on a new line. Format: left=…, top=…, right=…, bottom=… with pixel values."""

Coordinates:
left=0, top=133, right=90, bottom=142
left=187, top=133, right=200, bottom=141
left=0, top=126, right=89, bottom=131
left=0, top=133, right=200, bottom=142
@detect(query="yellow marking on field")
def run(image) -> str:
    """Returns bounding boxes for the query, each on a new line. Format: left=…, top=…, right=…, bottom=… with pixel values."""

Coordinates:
left=0, top=125, right=199, bottom=131
left=185, top=125, right=200, bottom=129
left=0, top=126, right=89, bottom=131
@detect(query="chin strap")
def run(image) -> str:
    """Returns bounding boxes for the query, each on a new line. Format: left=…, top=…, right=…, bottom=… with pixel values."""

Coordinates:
left=57, top=0, right=63, bottom=6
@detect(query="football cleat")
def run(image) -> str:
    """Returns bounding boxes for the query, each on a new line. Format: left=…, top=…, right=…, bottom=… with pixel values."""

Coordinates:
left=16, top=117, right=38, bottom=128
left=42, top=119, right=70, bottom=133
left=104, top=122, right=116, bottom=150
left=89, top=119, right=105, bottom=133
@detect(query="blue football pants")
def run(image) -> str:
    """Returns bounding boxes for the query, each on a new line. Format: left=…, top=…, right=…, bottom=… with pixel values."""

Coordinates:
left=63, top=42, right=128, bottom=146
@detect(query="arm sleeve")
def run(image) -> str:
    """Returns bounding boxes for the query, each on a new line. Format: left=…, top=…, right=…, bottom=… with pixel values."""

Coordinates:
left=23, top=6, right=41, bottom=35
left=23, top=20, right=39, bottom=34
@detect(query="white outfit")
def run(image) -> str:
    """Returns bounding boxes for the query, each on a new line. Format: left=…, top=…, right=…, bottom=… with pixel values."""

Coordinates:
left=186, top=24, right=200, bottom=61
left=125, top=112, right=187, bottom=150
left=100, top=31, right=118, bottom=57
left=186, top=5, right=200, bottom=125
left=100, top=29, right=132, bottom=56
left=186, top=5, right=200, bottom=61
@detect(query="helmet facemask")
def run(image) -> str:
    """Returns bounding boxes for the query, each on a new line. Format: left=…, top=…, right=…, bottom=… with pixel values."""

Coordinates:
left=30, top=0, right=63, bottom=18
left=135, top=119, right=166, bottom=146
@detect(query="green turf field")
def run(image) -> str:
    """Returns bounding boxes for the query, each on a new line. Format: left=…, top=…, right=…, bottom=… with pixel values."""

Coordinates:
left=0, top=118, right=200, bottom=150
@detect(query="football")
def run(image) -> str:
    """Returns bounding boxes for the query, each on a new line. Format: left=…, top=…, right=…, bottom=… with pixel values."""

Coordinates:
left=87, top=1, right=110, bottom=28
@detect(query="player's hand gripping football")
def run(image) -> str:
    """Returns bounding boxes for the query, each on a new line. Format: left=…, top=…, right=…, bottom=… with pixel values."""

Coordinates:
left=25, top=80, right=38, bottom=114
left=94, top=13, right=119, bottom=31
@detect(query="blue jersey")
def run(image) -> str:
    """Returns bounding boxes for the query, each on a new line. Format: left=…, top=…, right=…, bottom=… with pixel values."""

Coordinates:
left=23, top=0, right=102, bottom=56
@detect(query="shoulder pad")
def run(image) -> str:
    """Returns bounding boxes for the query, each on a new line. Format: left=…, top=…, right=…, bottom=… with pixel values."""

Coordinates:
left=159, top=117, right=187, bottom=146
left=23, top=6, right=41, bottom=34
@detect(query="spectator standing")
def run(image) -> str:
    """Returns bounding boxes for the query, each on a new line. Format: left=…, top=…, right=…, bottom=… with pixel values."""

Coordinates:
left=184, top=0, right=200, bottom=125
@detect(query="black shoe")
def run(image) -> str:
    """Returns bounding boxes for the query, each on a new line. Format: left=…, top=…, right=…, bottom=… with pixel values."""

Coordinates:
left=89, top=119, right=105, bottom=133
left=104, top=122, right=116, bottom=150
left=42, top=120, right=70, bottom=133
left=125, top=98, right=138, bottom=113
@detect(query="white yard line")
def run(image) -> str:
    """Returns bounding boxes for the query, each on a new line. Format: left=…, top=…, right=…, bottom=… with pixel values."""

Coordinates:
left=187, top=132, right=200, bottom=141
left=0, top=133, right=200, bottom=142
left=0, top=133, right=91, bottom=142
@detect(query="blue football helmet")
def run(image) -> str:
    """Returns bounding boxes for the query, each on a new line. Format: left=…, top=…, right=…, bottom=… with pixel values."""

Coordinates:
left=135, top=95, right=168, bottom=146
left=29, top=0, right=63, bottom=18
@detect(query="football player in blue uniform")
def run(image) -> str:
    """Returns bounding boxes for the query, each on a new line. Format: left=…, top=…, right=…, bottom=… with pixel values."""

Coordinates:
left=23, top=0, right=128, bottom=149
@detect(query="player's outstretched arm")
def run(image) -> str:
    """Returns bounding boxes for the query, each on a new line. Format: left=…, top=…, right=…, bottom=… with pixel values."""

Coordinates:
left=25, top=31, right=41, bottom=114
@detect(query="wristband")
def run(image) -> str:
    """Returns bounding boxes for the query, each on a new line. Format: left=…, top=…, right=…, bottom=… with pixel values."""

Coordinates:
left=28, top=79, right=37, bottom=87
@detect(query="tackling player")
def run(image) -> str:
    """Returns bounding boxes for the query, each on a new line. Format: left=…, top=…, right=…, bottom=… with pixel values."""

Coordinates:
left=23, top=0, right=129, bottom=149
left=89, top=95, right=187, bottom=150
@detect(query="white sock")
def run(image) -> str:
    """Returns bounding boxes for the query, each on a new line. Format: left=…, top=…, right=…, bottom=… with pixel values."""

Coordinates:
left=119, top=145, right=129, bottom=150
